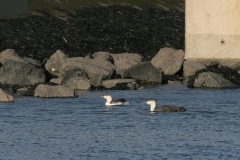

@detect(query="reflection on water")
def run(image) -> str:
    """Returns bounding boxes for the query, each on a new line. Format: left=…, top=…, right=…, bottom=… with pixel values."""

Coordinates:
left=0, top=84, right=240, bottom=159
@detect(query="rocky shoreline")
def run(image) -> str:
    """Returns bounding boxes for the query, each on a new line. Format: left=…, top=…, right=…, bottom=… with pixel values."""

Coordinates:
left=1, top=5, right=240, bottom=102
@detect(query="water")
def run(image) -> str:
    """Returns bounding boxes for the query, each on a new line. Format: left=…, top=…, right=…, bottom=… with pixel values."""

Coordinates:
left=0, top=83, right=240, bottom=159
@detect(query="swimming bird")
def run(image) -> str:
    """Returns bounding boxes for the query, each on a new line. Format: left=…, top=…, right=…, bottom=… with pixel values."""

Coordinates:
left=143, top=99, right=186, bottom=112
left=101, top=94, right=130, bottom=106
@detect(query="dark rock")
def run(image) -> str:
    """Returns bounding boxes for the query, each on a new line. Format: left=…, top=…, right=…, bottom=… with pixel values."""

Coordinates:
left=126, top=61, right=162, bottom=84
left=187, top=65, right=240, bottom=88
left=0, top=59, right=46, bottom=86
left=101, top=79, right=139, bottom=90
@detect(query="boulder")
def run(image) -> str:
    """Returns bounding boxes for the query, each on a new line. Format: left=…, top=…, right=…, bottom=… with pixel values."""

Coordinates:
left=191, top=71, right=238, bottom=89
left=126, top=62, right=162, bottom=84
left=111, top=53, right=145, bottom=77
left=183, top=61, right=207, bottom=77
left=62, top=57, right=115, bottom=87
left=0, top=59, right=46, bottom=86
left=0, top=49, right=25, bottom=65
left=219, top=61, right=240, bottom=71
left=34, top=84, right=77, bottom=98
left=0, top=88, right=14, bottom=102
left=61, top=70, right=91, bottom=90
left=151, top=47, right=185, bottom=75
left=102, top=79, right=139, bottom=90
left=50, top=78, right=63, bottom=85
left=92, top=51, right=114, bottom=63
left=16, top=87, right=29, bottom=95
left=45, top=50, right=69, bottom=78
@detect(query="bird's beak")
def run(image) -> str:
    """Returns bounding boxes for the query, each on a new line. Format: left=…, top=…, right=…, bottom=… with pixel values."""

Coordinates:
left=143, top=102, right=147, bottom=103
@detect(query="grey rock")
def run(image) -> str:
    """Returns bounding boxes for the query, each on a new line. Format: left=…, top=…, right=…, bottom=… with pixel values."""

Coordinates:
left=219, top=61, right=240, bottom=71
left=92, top=51, right=114, bottom=63
left=61, top=70, right=91, bottom=90
left=50, top=78, right=63, bottom=85
left=16, top=87, right=28, bottom=95
left=62, top=57, right=115, bottom=87
left=0, top=49, right=25, bottom=65
left=193, top=72, right=238, bottom=88
left=127, top=61, right=162, bottom=84
left=111, top=53, right=145, bottom=77
left=151, top=47, right=185, bottom=75
left=0, top=59, right=45, bottom=86
left=0, top=88, right=14, bottom=102
left=183, top=61, right=207, bottom=77
left=45, top=50, right=69, bottom=78
left=102, top=79, right=139, bottom=90
left=34, top=84, right=77, bottom=98
left=22, top=56, right=41, bottom=67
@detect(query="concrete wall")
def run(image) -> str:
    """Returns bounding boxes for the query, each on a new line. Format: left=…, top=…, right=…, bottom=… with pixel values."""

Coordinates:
left=185, top=0, right=240, bottom=61
left=0, top=0, right=28, bottom=19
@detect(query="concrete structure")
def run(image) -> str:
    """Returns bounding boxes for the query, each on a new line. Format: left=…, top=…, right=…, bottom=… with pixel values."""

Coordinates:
left=0, top=0, right=28, bottom=19
left=185, top=0, right=240, bottom=61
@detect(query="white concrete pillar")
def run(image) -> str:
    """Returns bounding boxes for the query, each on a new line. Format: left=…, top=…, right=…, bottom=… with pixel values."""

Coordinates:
left=185, top=0, right=240, bottom=61
left=0, top=0, right=28, bottom=19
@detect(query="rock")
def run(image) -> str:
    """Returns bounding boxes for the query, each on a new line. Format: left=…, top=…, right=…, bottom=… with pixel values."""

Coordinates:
left=62, top=57, right=115, bottom=87
left=151, top=47, right=185, bottom=75
left=0, top=49, right=26, bottom=65
left=0, top=59, right=46, bottom=86
left=34, top=84, right=77, bottom=98
left=0, top=88, right=14, bottom=102
left=102, top=79, right=139, bottom=90
left=126, top=61, right=162, bottom=84
left=50, top=78, right=63, bottom=85
left=111, top=53, right=145, bottom=77
left=183, top=61, right=207, bottom=77
left=45, top=50, right=69, bottom=78
left=16, top=87, right=29, bottom=95
left=192, top=71, right=238, bottom=88
left=219, top=61, right=240, bottom=71
left=22, top=56, right=41, bottom=67
left=92, top=51, right=114, bottom=63
left=61, top=70, right=91, bottom=90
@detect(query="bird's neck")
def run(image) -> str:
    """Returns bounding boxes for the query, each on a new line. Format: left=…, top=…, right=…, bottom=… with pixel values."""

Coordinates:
left=106, top=97, right=112, bottom=104
left=150, top=102, right=156, bottom=112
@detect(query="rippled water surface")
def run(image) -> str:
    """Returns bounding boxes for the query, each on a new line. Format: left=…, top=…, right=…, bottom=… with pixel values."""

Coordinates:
left=0, top=84, right=240, bottom=159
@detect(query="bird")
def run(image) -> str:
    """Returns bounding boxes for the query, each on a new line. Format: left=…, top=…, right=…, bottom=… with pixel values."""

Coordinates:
left=143, top=99, right=186, bottom=112
left=101, top=94, right=130, bottom=106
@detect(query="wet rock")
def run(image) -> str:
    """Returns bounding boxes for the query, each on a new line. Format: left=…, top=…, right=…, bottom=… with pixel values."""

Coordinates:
left=192, top=71, right=238, bottom=89
left=62, top=57, right=115, bottom=86
left=111, top=53, right=145, bottom=77
left=102, top=79, right=139, bottom=90
left=92, top=51, right=114, bottom=63
left=0, top=59, right=46, bottom=86
left=151, top=47, right=185, bottom=75
left=34, top=84, right=77, bottom=98
left=0, top=88, right=14, bottom=102
left=45, top=50, right=69, bottom=78
left=127, top=61, right=162, bottom=84
left=61, top=70, right=91, bottom=90
left=183, top=61, right=206, bottom=77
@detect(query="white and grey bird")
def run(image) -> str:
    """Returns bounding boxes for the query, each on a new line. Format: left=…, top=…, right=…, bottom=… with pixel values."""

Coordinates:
left=101, top=94, right=130, bottom=106
left=143, top=99, right=186, bottom=112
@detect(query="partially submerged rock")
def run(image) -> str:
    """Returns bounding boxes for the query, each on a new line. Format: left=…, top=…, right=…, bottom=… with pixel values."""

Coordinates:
left=34, top=84, right=77, bottom=98
left=0, top=88, right=14, bottom=102
left=102, top=79, right=139, bottom=90
left=151, top=47, right=184, bottom=75
left=126, top=61, right=162, bottom=84
left=192, top=71, right=238, bottom=89
left=0, top=59, right=46, bottom=86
